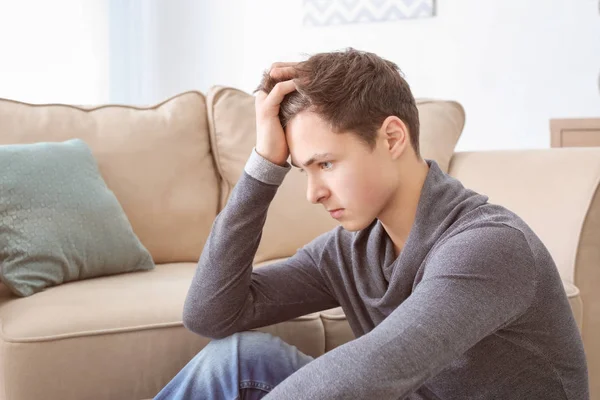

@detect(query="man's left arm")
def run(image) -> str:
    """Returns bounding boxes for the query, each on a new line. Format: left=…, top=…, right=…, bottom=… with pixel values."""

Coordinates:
left=264, top=226, right=537, bottom=399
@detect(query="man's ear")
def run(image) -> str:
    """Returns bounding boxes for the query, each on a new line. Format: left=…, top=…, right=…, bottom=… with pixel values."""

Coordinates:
left=380, top=116, right=409, bottom=159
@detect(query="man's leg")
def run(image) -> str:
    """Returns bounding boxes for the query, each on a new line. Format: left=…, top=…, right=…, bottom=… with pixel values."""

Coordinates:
left=154, top=331, right=315, bottom=400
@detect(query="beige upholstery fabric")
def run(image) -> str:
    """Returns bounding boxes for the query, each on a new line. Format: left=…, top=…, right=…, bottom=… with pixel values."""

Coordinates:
left=0, top=263, right=326, bottom=400
left=320, top=307, right=356, bottom=352
left=206, top=87, right=465, bottom=263
left=563, top=281, right=583, bottom=332
left=416, top=99, right=465, bottom=173
left=448, top=148, right=600, bottom=399
left=0, top=92, right=218, bottom=264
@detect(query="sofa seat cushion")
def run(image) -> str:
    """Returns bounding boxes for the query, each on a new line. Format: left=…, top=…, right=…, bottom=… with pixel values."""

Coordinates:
left=320, top=306, right=355, bottom=352
left=0, top=263, right=325, bottom=400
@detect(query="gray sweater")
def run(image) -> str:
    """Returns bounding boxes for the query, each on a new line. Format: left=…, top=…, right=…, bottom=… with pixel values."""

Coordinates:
left=184, top=149, right=589, bottom=399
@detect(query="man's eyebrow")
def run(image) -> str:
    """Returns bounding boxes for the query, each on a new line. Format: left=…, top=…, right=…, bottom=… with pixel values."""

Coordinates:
left=291, top=153, right=332, bottom=169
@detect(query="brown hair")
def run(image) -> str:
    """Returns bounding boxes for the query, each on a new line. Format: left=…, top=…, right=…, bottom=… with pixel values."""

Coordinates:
left=256, top=48, right=420, bottom=156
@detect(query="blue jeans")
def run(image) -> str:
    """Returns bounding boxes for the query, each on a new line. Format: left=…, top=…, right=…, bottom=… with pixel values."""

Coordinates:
left=154, top=331, right=314, bottom=400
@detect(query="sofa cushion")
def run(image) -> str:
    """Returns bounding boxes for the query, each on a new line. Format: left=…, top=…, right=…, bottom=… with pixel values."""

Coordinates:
left=0, top=139, right=154, bottom=297
left=0, top=92, right=219, bottom=264
left=0, top=262, right=326, bottom=400
left=206, top=87, right=465, bottom=263
left=320, top=307, right=355, bottom=352
left=417, top=99, right=466, bottom=173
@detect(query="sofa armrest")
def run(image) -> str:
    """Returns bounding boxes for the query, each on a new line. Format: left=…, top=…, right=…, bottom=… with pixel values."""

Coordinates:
left=448, top=148, right=600, bottom=284
left=448, top=148, right=600, bottom=397
left=563, top=281, right=583, bottom=332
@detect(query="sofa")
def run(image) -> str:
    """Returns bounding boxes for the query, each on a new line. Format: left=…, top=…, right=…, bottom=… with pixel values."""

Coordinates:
left=0, top=87, right=598, bottom=400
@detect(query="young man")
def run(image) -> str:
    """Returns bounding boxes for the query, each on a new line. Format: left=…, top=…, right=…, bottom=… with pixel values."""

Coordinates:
left=155, top=49, right=589, bottom=399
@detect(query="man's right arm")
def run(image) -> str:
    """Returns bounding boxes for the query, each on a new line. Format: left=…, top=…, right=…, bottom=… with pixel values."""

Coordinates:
left=182, top=149, right=339, bottom=338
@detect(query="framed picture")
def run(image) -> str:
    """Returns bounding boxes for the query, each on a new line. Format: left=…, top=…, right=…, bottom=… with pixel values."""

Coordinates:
left=303, top=0, right=436, bottom=26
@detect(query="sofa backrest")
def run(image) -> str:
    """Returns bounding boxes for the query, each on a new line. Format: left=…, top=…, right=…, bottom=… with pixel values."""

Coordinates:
left=0, top=92, right=219, bottom=264
left=0, top=88, right=467, bottom=266
left=206, top=86, right=466, bottom=264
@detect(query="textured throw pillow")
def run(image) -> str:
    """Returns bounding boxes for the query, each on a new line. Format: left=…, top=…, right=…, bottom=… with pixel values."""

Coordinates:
left=0, top=139, right=155, bottom=297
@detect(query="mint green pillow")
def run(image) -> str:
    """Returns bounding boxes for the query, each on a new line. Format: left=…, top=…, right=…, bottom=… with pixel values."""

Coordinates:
left=0, top=139, right=155, bottom=297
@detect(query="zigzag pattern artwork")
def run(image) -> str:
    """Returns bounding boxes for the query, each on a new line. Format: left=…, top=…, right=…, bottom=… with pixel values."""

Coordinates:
left=303, top=0, right=435, bottom=26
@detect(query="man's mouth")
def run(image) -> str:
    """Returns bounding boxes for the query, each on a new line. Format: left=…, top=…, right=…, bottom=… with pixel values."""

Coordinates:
left=328, top=209, right=344, bottom=219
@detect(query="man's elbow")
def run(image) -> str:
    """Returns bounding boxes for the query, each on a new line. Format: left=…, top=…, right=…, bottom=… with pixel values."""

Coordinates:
left=182, top=306, right=232, bottom=339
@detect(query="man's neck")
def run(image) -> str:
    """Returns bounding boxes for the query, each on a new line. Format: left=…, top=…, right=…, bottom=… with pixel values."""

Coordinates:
left=379, top=158, right=430, bottom=258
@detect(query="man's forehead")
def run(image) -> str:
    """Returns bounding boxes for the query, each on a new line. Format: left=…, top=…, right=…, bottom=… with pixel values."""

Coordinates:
left=290, top=152, right=333, bottom=168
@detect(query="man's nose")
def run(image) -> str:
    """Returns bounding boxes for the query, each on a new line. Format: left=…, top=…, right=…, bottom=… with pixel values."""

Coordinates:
left=306, top=177, right=329, bottom=204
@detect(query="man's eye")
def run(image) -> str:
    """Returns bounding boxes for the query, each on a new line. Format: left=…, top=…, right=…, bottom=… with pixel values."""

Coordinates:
left=320, top=162, right=333, bottom=170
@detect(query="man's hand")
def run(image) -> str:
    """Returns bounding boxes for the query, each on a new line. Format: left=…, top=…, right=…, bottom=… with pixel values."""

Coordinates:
left=254, top=62, right=300, bottom=166
left=269, top=62, right=300, bottom=80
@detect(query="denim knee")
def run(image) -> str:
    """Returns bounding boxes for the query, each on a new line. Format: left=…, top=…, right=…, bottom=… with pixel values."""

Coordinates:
left=206, top=331, right=289, bottom=362
left=153, top=331, right=314, bottom=400
left=204, top=330, right=313, bottom=373
left=208, top=331, right=273, bottom=348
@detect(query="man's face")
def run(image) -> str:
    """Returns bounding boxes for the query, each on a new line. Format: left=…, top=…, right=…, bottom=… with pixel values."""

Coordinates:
left=286, top=111, right=399, bottom=232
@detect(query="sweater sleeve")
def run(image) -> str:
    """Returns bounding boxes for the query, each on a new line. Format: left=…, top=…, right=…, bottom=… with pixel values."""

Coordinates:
left=182, top=148, right=339, bottom=339
left=264, top=225, right=537, bottom=399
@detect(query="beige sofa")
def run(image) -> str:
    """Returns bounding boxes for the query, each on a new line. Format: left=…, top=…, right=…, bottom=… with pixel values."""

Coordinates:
left=0, top=87, right=598, bottom=400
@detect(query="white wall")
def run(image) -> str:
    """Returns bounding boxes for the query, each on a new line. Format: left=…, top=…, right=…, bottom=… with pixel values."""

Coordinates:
left=0, top=0, right=110, bottom=105
left=0, top=1, right=596, bottom=150
left=144, top=0, right=600, bottom=151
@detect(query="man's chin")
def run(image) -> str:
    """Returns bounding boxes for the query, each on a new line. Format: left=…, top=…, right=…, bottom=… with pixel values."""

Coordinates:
left=340, top=219, right=369, bottom=232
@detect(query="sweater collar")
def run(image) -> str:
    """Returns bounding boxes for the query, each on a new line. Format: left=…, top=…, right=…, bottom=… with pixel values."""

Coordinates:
left=379, top=159, right=489, bottom=279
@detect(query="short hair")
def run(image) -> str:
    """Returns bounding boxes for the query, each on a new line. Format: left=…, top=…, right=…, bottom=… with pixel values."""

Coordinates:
left=256, top=48, right=420, bottom=156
